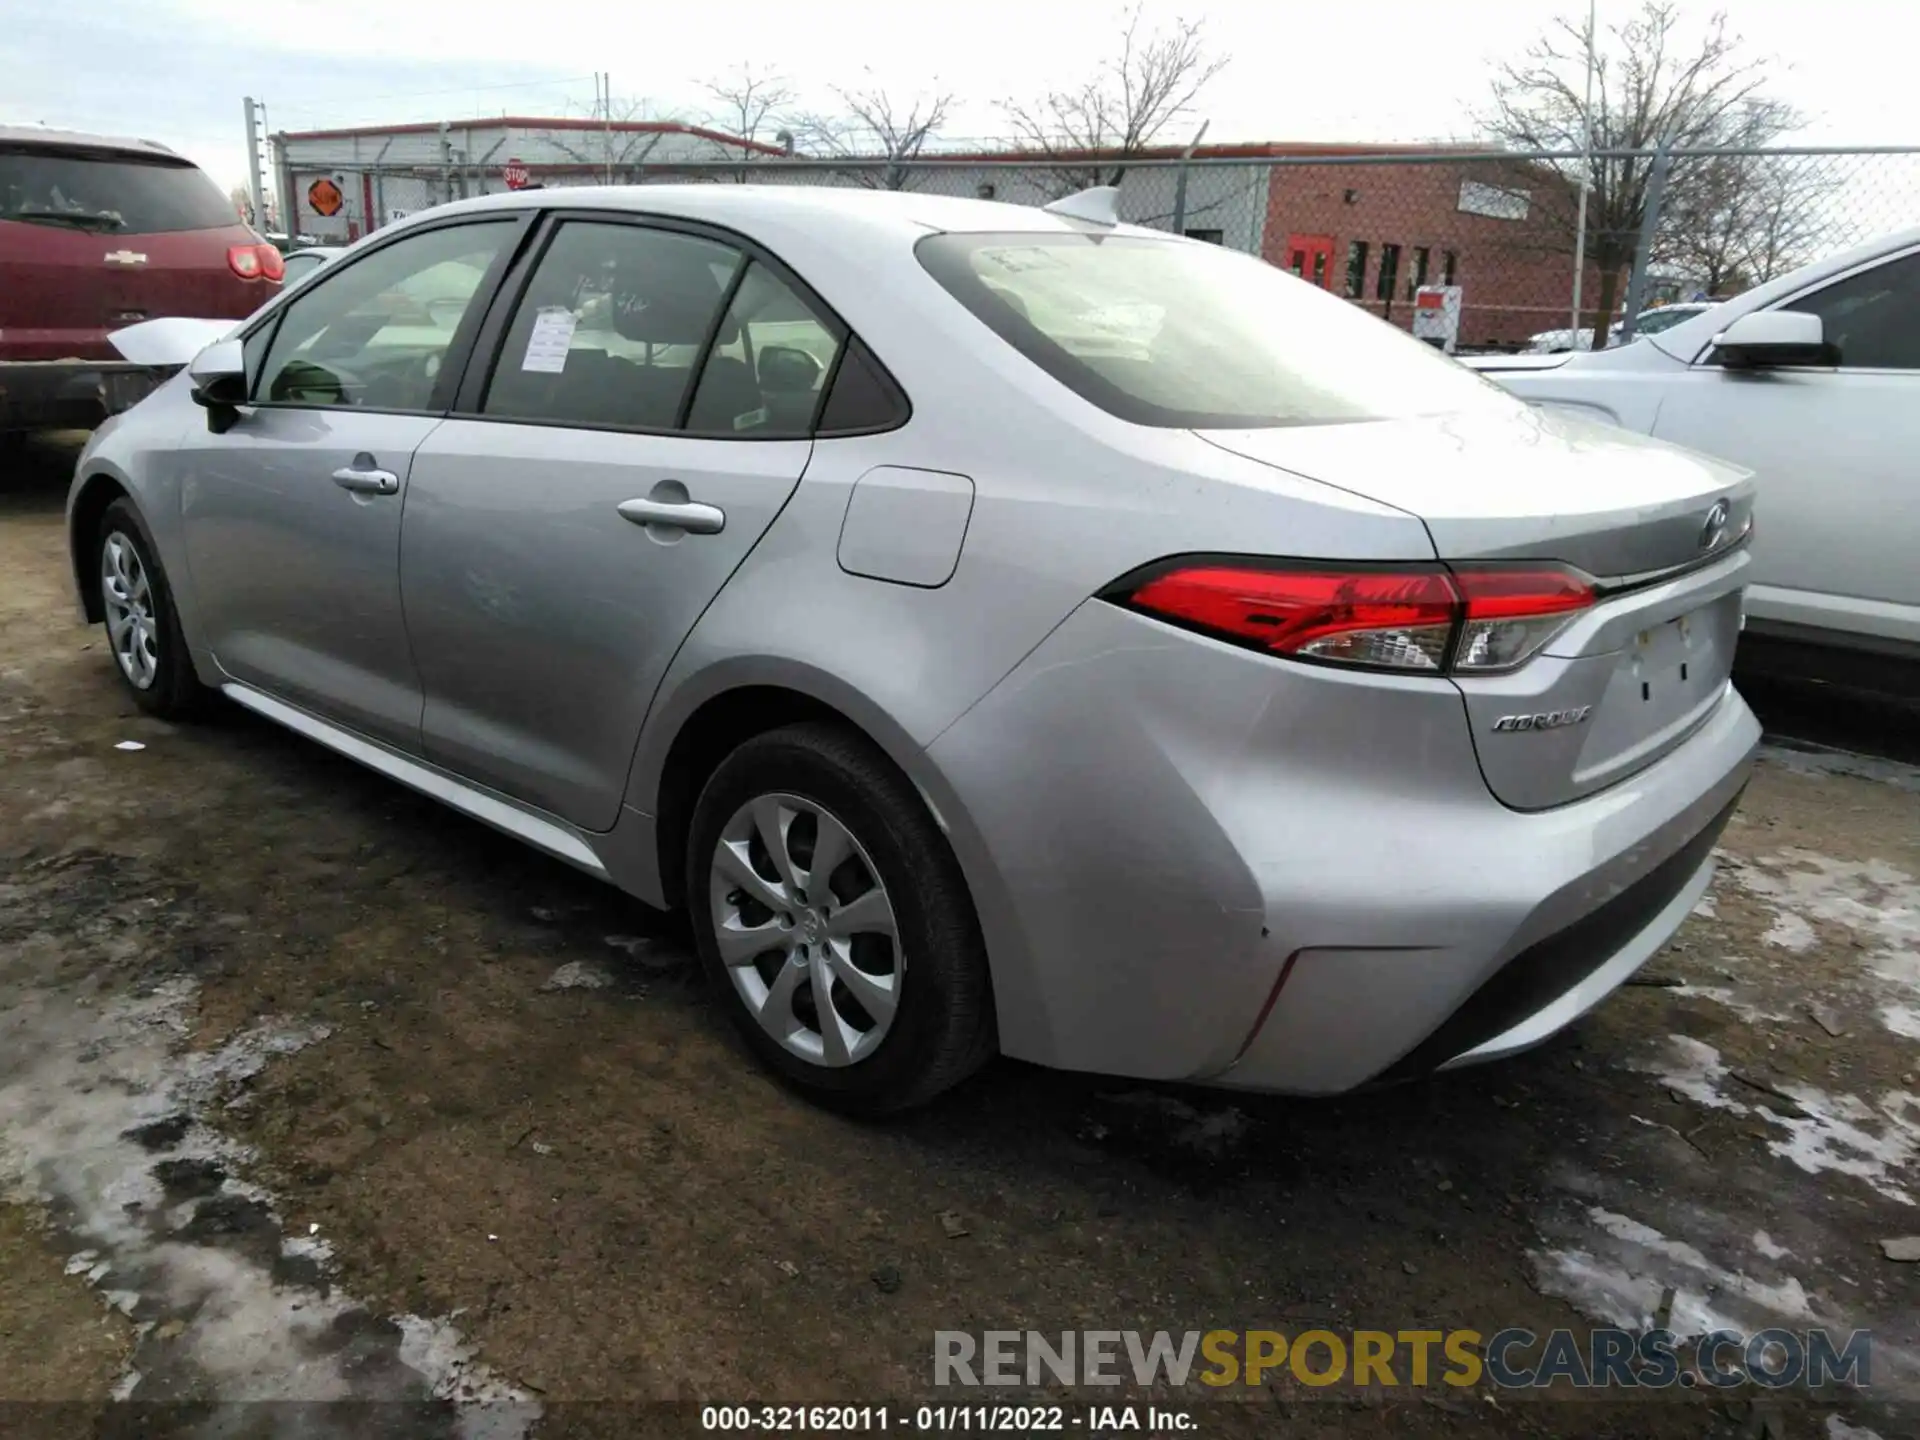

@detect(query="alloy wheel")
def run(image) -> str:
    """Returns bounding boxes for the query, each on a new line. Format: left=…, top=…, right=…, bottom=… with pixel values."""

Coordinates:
left=101, top=531, right=159, bottom=690
left=708, top=792, right=901, bottom=1068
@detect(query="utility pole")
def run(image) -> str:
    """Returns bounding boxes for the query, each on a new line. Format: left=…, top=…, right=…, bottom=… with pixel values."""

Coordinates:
left=1170, top=120, right=1210, bottom=235
left=242, top=96, right=268, bottom=230
left=1568, top=0, right=1597, bottom=339
left=602, top=72, right=614, bottom=184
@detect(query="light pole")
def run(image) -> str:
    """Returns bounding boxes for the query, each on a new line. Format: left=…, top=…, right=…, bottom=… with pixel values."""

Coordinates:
left=1568, top=0, right=1597, bottom=339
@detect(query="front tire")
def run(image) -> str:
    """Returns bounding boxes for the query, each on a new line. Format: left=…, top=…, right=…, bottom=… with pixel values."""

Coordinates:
left=686, top=723, right=996, bottom=1114
left=96, top=498, right=208, bottom=719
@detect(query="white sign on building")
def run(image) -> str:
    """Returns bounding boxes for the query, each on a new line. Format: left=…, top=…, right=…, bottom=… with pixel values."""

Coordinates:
left=1457, top=180, right=1531, bottom=222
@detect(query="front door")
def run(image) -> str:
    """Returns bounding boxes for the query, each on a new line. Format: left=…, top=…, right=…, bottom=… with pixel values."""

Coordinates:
left=1284, top=233, right=1335, bottom=290
left=400, top=217, right=847, bottom=831
left=1650, top=246, right=1920, bottom=652
left=176, top=217, right=521, bottom=746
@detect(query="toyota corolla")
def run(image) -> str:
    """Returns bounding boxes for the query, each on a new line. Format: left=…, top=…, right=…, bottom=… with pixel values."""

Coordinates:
left=66, top=184, right=1759, bottom=1112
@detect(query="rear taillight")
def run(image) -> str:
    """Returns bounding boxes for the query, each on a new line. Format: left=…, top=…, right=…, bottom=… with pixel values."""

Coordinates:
left=1113, top=561, right=1595, bottom=675
left=1451, top=567, right=1594, bottom=672
left=227, top=243, right=284, bottom=282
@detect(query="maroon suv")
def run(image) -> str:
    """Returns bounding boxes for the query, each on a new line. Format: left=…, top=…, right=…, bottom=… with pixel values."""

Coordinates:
left=1, top=125, right=283, bottom=437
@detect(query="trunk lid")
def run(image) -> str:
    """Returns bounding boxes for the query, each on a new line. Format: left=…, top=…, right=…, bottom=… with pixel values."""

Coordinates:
left=1, top=140, right=271, bottom=362
left=1199, top=408, right=1755, bottom=810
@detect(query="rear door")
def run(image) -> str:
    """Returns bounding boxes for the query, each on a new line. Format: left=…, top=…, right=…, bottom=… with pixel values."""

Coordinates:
left=1650, top=246, right=1920, bottom=654
left=0, top=140, right=266, bottom=357
left=176, top=217, right=524, bottom=747
left=400, top=215, right=844, bottom=831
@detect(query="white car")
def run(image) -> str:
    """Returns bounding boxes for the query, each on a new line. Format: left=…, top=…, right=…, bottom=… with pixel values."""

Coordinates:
left=279, top=245, right=343, bottom=288
left=1523, top=302, right=1718, bottom=354
left=1469, top=230, right=1920, bottom=690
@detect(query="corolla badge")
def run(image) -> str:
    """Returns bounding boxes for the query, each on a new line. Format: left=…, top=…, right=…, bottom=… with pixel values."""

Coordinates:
left=1492, top=706, right=1593, bottom=733
left=1699, top=498, right=1732, bottom=551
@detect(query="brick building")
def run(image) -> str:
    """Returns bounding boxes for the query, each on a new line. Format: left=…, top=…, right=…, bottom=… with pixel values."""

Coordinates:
left=1252, top=145, right=1603, bottom=348
left=903, top=140, right=1605, bottom=349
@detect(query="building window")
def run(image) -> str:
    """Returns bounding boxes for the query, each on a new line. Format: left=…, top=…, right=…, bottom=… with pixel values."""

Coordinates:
left=1408, top=246, right=1431, bottom=299
left=1442, top=250, right=1458, bottom=287
left=1376, top=243, right=1401, bottom=303
left=1344, top=240, right=1369, bottom=299
left=1184, top=227, right=1224, bottom=244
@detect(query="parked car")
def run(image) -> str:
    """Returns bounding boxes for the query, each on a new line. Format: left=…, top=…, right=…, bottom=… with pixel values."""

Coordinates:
left=1523, top=301, right=1718, bottom=354
left=264, top=231, right=321, bottom=255
left=65, top=185, right=1758, bottom=1112
left=1468, top=229, right=1919, bottom=693
left=279, top=246, right=342, bottom=289
left=0, top=126, right=284, bottom=438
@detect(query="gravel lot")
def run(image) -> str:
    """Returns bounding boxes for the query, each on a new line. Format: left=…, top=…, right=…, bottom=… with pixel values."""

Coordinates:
left=2, top=437, right=1916, bottom=1439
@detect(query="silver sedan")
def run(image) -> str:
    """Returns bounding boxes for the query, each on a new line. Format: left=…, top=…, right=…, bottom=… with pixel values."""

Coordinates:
left=66, top=184, right=1759, bottom=1111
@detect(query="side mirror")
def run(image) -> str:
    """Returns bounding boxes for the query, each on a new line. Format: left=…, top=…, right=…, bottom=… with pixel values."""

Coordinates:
left=1709, top=310, right=1837, bottom=370
left=758, top=345, right=822, bottom=395
left=188, top=339, right=248, bottom=432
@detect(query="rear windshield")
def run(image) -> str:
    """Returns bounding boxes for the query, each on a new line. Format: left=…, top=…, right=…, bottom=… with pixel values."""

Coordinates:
left=0, top=146, right=239, bottom=235
left=917, top=232, right=1509, bottom=429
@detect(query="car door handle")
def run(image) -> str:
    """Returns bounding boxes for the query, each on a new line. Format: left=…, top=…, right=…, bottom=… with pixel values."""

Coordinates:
left=617, top=497, right=726, bottom=535
left=331, top=465, right=399, bottom=495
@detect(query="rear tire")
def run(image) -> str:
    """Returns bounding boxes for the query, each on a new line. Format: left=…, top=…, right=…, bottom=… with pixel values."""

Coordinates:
left=686, top=723, right=996, bottom=1115
left=96, top=498, right=209, bottom=719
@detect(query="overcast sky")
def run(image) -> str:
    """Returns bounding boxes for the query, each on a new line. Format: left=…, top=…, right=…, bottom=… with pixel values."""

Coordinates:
left=3, top=0, right=1912, bottom=193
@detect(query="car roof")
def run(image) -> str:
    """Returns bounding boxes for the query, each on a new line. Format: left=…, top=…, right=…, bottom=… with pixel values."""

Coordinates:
left=412, top=182, right=1167, bottom=243
left=0, top=123, right=184, bottom=161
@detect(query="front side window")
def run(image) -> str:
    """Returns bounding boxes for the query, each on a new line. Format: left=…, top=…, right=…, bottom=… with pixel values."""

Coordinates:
left=1784, top=251, right=1920, bottom=369
left=255, top=221, right=514, bottom=410
left=483, top=222, right=742, bottom=430
left=917, top=232, right=1514, bottom=429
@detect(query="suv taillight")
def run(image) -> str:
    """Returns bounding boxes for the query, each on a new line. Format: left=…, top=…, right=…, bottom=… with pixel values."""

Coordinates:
left=227, top=243, right=284, bottom=282
left=1111, top=561, right=1595, bottom=675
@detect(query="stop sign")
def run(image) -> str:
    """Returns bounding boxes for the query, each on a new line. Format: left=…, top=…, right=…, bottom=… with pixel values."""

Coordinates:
left=503, top=158, right=531, bottom=190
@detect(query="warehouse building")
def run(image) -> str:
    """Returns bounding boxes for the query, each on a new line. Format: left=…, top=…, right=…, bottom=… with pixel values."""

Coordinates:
left=273, top=116, right=780, bottom=242
left=272, top=120, right=1610, bottom=348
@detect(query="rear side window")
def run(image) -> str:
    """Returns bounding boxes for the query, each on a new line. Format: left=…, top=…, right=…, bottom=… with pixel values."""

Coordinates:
left=816, top=337, right=909, bottom=434
left=482, top=221, right=744, bottom=431
left=684, top=261, right=844, bottom=437
left=0, top=146, right=239, bottom=234
left=917, top=231, right=1511, bottom=429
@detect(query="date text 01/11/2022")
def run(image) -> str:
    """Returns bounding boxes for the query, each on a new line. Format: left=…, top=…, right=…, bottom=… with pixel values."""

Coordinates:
left=699, top=1405, right=1197, bottom=1432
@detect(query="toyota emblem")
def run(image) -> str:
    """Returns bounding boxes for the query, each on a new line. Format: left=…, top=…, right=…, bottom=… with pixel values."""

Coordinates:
left=1699, top=498, right=1731, bottom=551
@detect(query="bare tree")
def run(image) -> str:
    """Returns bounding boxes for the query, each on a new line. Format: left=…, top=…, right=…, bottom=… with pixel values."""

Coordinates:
left=227, top=184, right=253, bottom=223
left=703, top=64, right=795, bottom=148
left=533, top=93, right=676, bottom=182
left=999, top=4, right=1226, bottom=196
left=1483, top=1, right=1805, bottom=346
left=1659, top=121, right=1839, bottom=292
left=790, top=80, right=954, bottom=190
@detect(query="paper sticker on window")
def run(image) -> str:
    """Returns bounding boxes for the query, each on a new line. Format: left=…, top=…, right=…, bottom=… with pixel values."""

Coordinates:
left=521, top=307, right=577, bottom=373
left=732, top=406, right=769, bottom=431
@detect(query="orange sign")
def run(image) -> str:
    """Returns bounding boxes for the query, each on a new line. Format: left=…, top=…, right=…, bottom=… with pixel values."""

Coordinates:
left=307, top=177, right=344, bottom=218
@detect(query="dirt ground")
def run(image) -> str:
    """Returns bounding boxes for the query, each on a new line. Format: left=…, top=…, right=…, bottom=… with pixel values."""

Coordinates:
left=2, top=437, right=1917, bottom=1439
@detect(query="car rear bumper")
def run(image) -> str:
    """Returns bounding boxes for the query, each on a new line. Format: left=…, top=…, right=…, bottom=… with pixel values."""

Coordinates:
left=926, top=599, right=1760, bottom=1093
left=0, top=359, right=170, bottom=434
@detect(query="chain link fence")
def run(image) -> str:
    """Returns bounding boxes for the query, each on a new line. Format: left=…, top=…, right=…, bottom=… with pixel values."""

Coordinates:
left=286, top=145, right=1920, bottom=354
